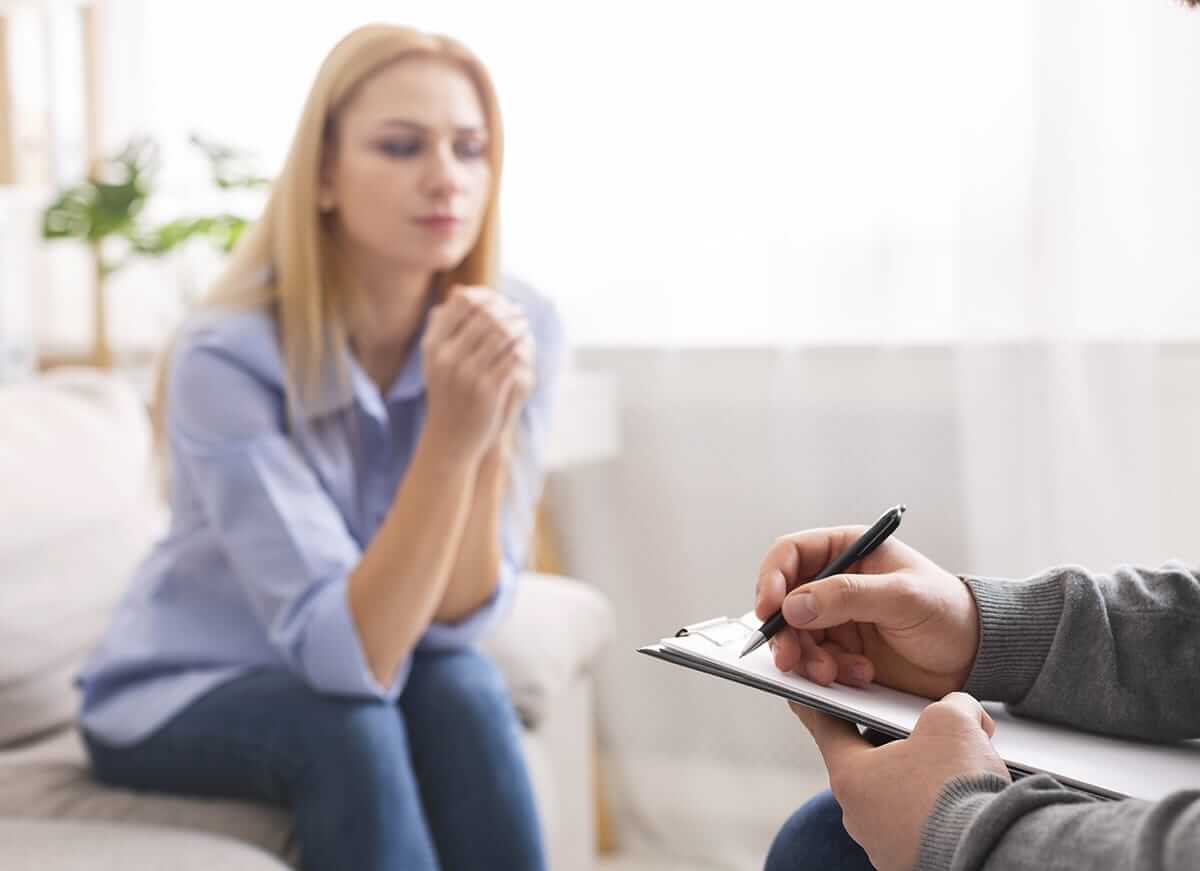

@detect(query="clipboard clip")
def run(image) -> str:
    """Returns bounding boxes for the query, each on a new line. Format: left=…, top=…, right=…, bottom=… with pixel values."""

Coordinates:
left=674, top=615, right=756, bottom=646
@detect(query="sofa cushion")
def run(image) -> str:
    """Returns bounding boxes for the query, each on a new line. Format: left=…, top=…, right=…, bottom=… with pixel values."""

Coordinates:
left=484, top=572, right=615, bottom=727
left=0, top=723, right=557, bottom=869
left=0, top=819, right=291, bottom=871
left=0, top=370, right=165, bottom=747
left=0, top=729, right=296, bottom=861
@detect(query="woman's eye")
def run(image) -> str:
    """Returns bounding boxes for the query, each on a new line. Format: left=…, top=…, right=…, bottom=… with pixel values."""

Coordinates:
left=378, top=140, right=421, bottom=158
left=455, top=140, right=486, bottom=160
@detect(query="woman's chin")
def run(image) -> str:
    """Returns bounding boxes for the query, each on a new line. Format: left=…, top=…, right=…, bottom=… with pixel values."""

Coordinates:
left=389, top=242, right=471, bottom=274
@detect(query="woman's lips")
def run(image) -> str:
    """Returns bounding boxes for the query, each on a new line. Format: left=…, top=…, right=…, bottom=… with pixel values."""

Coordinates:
left=414, top=216, right=462, bottom=235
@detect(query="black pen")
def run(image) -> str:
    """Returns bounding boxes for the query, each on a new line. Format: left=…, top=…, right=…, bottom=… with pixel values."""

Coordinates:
left=739, top=504, right=907, bottom=658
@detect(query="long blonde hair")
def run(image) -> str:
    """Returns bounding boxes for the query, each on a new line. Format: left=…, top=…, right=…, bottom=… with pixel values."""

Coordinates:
left=154, top=24, right=504, bottom=439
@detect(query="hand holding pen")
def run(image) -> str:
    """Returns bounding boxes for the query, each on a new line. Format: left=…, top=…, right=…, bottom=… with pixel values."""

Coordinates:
left=750, top=506, right=981, bottom=699
left=742, top=505, right=907, bottom=658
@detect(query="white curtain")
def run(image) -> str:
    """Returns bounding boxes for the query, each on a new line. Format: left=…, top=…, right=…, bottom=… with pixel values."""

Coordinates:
left=88, top=1, right=1200, bottom=868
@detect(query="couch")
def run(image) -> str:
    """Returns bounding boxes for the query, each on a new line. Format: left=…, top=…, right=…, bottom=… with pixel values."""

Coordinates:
left=0, top=368, right=614, bottom=870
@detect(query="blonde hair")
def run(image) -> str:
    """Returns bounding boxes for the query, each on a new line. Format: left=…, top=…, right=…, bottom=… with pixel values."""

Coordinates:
left=153, top=24, right=504, bottom=440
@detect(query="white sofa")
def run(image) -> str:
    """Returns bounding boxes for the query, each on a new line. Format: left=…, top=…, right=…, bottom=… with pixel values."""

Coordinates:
left=0, top=369, right=614, bottom=870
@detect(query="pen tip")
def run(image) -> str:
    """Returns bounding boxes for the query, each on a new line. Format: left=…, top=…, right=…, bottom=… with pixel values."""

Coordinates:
left=739, top=632, right=766, bottom=659
left=897, top=504, right=907, bottom=514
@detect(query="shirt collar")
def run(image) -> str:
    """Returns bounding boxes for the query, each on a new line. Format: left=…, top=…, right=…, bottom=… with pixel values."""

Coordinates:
left=298, top=324, right=428, bottom=423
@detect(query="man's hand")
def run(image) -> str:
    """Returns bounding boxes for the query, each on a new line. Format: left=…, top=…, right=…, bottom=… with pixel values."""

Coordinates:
left=792, top=693, right=1011, bottom=871
left=756, top=527, right=980, bottom=699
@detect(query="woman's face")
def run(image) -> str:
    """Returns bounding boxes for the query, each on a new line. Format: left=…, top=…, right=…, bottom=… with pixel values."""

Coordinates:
left=323, top=58, right=492, bottom=275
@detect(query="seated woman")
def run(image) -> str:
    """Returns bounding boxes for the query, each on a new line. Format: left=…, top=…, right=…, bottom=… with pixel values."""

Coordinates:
left=77, top=24, right=562, bottom=871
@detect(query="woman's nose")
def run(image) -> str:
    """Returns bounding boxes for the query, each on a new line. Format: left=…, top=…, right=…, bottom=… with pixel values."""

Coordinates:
left=424, top=144, right=467, bottom=196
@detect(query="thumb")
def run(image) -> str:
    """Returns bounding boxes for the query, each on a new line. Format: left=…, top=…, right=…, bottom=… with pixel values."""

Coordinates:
left=781, top=572, right=928, bottom=631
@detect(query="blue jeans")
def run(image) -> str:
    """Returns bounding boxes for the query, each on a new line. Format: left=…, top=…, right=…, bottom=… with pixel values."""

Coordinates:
left=84, top=649, right=545, bottom=871
left=765, top=790, right=875, bottom=871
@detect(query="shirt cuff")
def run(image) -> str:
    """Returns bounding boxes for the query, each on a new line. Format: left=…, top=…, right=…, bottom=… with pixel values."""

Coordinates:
left=297, top=576, right=408, bottom=700
left=962, top=572, right=1065, bottom=704
left=917, top=773, right=1009, bottom=871
left=418, top=563, right=516, bottom=652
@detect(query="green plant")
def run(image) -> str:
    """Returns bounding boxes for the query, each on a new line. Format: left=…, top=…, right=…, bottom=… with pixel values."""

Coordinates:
left=40, top=133, right=268, bottom=365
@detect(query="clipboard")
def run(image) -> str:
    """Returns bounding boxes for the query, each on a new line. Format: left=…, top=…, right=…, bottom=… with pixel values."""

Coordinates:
left=640, top=612, right=1200, bottom=802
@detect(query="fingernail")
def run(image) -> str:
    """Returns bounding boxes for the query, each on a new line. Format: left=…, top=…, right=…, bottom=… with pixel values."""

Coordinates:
left=806, top=661, right=823, bottom=682
left=783, top=592, right=817, bottom=625
left=850, top=664, right=872, bottom=685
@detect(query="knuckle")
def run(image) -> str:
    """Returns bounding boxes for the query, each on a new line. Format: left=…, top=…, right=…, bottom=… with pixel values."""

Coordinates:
left=923, top=696, right=973, bottom=727
left=926, top=698, right=955, bottom=719
left=831, top=573, right=858, bottom=604
left=942, top=692, right=981, bottom=717
left=768, top=537, right=793, bottom=563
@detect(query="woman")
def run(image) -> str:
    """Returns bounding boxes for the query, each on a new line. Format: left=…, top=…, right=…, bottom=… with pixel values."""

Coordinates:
left=77, top=24, right=561, bottom=871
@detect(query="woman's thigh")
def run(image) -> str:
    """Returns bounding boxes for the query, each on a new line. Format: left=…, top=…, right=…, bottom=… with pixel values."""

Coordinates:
left=84, top=668, right=440, bottom=871
left=85, top=669, right=405, bottom=804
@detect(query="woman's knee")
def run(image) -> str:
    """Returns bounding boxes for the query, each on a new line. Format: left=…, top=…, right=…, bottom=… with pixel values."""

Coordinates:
left=404, top=648, right=515, bottom=726
left=301, top=696, right=405, bottom=766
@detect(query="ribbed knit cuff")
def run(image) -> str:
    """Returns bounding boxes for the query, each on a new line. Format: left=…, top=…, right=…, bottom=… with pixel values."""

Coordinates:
left=961, top=572, right=1065, bottom=704
left=917, top=773, right=1009, bottom=871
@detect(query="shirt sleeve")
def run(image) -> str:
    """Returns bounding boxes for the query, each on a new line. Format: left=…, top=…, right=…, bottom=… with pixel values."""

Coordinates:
left=167, top=338, right=408, bottom=700
left=418, top=294, right=567, bottom=651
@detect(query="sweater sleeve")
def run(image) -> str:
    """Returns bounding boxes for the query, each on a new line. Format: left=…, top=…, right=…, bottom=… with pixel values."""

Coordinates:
left=917, top=561, right=1200, bottom=869
left=918, top=773, right=1200, bottom=871
left=962, top=562, right=1200, bottom=741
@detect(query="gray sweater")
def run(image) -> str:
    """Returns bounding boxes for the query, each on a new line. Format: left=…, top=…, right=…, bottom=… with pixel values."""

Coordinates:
left=916, top=562, right=1200, bottom=870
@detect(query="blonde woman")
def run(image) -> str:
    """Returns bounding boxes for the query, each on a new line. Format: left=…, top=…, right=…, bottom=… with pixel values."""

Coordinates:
left=77, top=25, right=558, bottom=870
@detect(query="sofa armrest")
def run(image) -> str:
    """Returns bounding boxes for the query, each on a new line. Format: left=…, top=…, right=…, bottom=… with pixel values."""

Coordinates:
left=482, top=572, right=614, bottom=728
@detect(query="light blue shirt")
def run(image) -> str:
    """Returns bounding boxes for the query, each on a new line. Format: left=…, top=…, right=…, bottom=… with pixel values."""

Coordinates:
left=78, top=278, right=564, bottom=746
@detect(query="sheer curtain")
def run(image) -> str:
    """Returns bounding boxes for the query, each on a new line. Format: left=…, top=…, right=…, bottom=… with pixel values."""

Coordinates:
left=93, top=1, right=1200, bottom=867
left=952, top=0, right=1200, bottom=577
